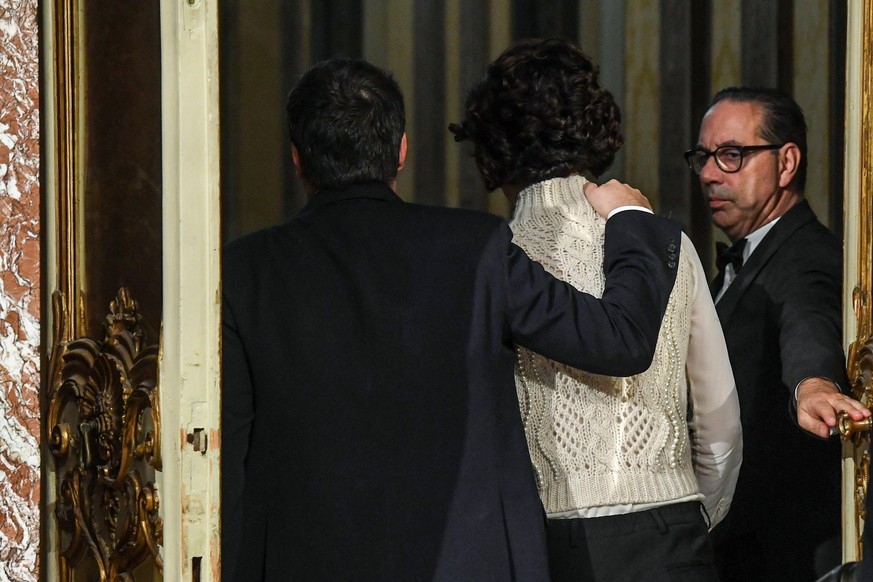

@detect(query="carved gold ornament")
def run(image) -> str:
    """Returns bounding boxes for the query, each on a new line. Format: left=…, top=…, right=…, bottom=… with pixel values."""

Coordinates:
left=47, top=288, right=163, bottom=580
left=839, top=0, right=873, bottom=558
left=848, top=287, right=873, bottom=407
left=858, top=451, right=870, bottom=524
left=845, top=285, right=873, bottom=557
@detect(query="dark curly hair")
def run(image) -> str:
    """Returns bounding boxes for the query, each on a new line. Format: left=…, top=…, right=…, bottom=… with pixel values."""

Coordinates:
left=449, top=38, right=622, bottom=191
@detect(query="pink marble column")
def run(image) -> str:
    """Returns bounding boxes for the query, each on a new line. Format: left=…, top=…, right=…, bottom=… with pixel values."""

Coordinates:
left=0, top=0, right=41, bottom=579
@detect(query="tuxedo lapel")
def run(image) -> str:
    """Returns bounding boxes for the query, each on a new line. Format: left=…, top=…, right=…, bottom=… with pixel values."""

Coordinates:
left=710, top=246, right=727, bottom=299
left=714, top=201, right=817, bottom=323
left=710, top=271, right=726, bottom=299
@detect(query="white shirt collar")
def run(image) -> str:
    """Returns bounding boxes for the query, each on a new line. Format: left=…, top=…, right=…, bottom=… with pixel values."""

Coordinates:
left=742, top=217, right=780, bottom=262
left=715, top=217, right=781, bottom=303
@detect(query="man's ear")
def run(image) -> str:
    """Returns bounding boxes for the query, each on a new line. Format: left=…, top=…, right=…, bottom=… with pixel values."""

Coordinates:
left=398, top=133, right=408, bottom=172
left=778, top=143, right=800, bottom=189
left=291, top=144, right=303, bottom=178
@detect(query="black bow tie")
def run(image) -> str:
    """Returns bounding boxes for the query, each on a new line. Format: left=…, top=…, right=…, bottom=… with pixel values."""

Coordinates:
left=716, top=238, right=748, bottom=275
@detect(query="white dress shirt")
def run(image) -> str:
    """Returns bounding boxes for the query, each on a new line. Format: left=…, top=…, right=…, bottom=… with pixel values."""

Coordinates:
left=714, top=218, right=780, bottom=303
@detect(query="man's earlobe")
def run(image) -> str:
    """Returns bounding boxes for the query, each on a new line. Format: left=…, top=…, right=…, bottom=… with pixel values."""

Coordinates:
left=398, top=133, right=408, bottom=172
left=778, top=144, right=800, bottom=189
left=291, top=145, right=303, bottom=178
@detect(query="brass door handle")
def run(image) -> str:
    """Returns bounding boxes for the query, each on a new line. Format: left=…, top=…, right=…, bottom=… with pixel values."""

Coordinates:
left=838, top=410, right=873, bottom=440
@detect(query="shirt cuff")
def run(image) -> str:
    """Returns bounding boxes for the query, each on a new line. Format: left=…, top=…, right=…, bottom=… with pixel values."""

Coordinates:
left=607, top=206, right=654, bottom=220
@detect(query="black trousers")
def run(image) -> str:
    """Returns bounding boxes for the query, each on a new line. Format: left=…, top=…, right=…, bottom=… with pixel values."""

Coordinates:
left=545, top=501, right=718, bottom=581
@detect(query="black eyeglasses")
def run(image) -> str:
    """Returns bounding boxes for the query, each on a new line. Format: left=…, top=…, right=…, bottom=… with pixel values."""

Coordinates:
left=684, top=144, right=785, bottom=175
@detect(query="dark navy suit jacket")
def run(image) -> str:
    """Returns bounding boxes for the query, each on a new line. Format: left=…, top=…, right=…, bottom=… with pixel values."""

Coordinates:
left=221, top=181, right=680, bottom=581
left=710, top=201, right=847, bottom=578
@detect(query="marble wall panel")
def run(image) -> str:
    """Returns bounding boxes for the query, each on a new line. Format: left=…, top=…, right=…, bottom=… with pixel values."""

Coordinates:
left=0, top=0, right=40, bottom=580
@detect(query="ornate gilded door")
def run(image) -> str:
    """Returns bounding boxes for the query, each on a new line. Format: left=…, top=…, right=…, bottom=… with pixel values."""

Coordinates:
left=43, top=1, right=221, bottom=580
left=839, top=0, right=873, bottom=563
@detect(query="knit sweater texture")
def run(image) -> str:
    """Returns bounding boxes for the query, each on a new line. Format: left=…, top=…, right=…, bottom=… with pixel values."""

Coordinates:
left=511, top=175, right=700, bottom=513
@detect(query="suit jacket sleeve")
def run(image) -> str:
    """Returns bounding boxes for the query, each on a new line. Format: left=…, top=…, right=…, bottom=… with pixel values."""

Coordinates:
left=220, top=296, right=255, bottom=579
left=506, top=209, right=680, bottom=377
left=774, top=244, right=848, bottom=392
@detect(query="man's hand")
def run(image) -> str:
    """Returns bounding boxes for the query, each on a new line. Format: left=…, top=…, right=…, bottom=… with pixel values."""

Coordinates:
left=583, top=179, right=653, bottom=218
left=796, top=377, right=871, bottom=438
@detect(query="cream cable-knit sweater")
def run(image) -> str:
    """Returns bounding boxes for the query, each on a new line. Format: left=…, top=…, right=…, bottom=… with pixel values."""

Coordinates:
left=511, top=175, right=741, bottom=524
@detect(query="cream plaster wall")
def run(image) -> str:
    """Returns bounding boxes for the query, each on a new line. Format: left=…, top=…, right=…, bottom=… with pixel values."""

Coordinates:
left=623, top=0, right=660, bottom=206
left=793, top=0, right=831, bottom=226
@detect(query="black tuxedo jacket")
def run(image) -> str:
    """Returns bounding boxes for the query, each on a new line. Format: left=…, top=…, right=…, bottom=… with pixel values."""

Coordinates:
left=221, top=181, right=680, bottom=581
left=710, top=201, right=847, bottom=574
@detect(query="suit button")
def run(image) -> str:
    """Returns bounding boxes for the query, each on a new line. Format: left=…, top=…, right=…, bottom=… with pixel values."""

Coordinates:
left=667, top=243, right=676, bottom=252
left=668, top=261, right=677, bottom=269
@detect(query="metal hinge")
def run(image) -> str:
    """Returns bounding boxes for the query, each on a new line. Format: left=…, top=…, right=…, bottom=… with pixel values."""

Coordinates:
left=186, top=428, right=208, bottom=454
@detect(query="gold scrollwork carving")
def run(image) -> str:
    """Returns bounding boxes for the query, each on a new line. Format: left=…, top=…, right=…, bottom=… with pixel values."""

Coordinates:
left=858, top=451, right=870, bottom=524
left=848, top=287, right=873, bottom=406
left=845, top=0, right=873, bottom=558
left=847, top=287, right=873, bottom=557
left=47, top=288, right=163, bottom=580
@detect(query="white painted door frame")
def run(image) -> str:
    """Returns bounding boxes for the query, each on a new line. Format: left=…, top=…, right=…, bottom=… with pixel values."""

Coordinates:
left=159, top=0, right=222, bottom=580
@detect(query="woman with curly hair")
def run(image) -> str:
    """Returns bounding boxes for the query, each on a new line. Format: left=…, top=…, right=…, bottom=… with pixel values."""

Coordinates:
left=450, top=38, right=742, bottom=581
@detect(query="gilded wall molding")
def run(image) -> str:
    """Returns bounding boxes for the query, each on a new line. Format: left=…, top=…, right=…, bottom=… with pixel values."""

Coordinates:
left=48, top=0, right=164, bottom=578
left=46, top=288, right=163, bottom=580
left=52, top=0, right=81, bottom=315
left=841, top=0, right=873, bottom=557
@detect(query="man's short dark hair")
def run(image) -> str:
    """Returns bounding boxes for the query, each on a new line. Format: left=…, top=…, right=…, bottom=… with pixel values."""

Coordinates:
left=286, top=59, right=406, bottom=191
left=449, top=38, right=622, bottom=192
left=711, top=86, right=808, bottom=194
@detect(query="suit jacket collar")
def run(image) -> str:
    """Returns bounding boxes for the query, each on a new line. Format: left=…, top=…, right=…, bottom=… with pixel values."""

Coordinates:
left=298, top=181, right=403, bottom=217
left=714, top=200, right=818, bottom=322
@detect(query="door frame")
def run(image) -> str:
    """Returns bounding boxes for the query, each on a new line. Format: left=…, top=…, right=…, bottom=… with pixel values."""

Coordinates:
left=841, top=0, right=873, bottom=563
left=159, top=0, right=221, bottom=579
left=41, top=1, right=221, bottom=579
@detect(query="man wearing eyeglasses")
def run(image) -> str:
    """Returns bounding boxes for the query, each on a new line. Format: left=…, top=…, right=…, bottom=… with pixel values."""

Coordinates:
left=685, top=87, right=869, bottom=581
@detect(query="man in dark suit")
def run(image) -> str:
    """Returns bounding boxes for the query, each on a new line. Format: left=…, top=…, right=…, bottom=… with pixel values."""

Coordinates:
left=686, top=86, right=869, bottom=581
left=221, top=58, right=682, bottom=581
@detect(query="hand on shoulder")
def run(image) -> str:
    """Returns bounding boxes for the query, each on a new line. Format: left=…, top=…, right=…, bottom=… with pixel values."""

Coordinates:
left=583, top=179, right=653, bottom=218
